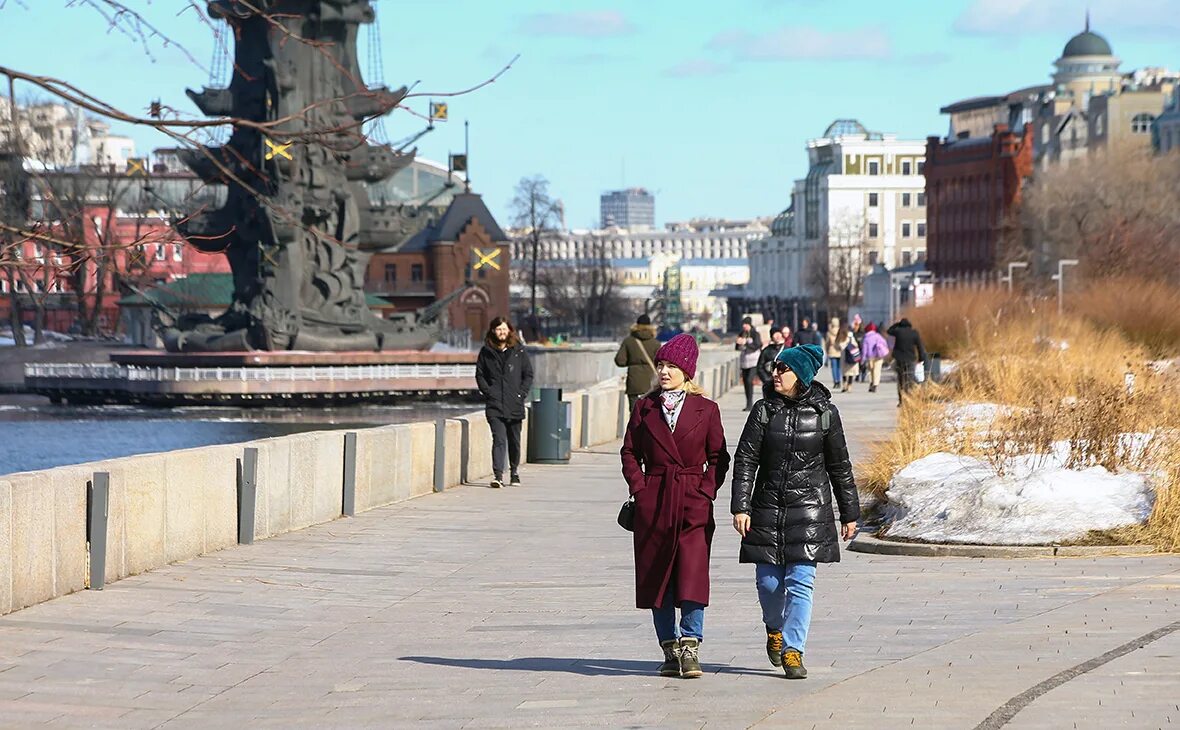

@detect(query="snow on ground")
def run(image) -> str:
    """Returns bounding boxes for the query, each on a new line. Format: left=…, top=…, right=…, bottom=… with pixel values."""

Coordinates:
left=883, top=444, right=1155, bottom=545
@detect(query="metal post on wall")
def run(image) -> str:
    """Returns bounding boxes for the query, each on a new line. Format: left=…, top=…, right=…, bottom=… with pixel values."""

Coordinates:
left=433, top=419, right=447, bottom=492
left=341, top=432, right=357, bottom=517
left=580, top=392, right=591, bottom=449
left=455, top=418, right=470, bottom=485
left=87, top=472, right=109, bottom=590
left=237, top=447, right=257, bottom=544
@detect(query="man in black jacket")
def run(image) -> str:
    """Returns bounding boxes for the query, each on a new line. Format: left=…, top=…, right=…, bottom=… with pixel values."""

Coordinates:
left=887, top=318, right=927, bottom=406
left=475, top=317, right=534, bottom=488
left=756, top=329, right=787, bottom=386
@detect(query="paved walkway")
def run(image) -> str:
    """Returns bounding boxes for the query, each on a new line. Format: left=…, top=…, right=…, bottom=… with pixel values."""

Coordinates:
left=2, top=381, right=1179, bottom=728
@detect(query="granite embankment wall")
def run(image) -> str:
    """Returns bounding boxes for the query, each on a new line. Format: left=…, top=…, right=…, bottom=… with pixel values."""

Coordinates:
left=0, top=357, right=739, bottom=616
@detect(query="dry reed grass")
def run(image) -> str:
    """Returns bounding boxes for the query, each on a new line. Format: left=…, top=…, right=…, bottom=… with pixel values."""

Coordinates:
left=1067, top=277, right=1180, bottom=359
left=868, top=293, right=1180, bottom=550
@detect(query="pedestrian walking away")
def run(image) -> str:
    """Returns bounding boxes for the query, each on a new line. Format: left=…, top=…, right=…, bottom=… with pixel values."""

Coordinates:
left=839, top=327, right=860, bottom=393
left=860, top=323, right=890, bottom=393
left=615, top=314, right=661, bottom=410
left=730, top=344, right=860, bottom=680
left=794, top=318, right=820, bottom=348
left=823, top=317, right=843, bottom=387
left=887, top=318, right=927, bottom=406
left=475, top=317, right=534, bottom=489
left=757, top=329, right=787, bottom=387
left=621, top=333, right=730, bottom=679
left=735, top=317, right=763, bottom=412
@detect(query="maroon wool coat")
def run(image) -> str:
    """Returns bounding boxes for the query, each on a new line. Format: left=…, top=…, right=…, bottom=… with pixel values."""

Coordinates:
left=620, top=393, right=730, bottom=609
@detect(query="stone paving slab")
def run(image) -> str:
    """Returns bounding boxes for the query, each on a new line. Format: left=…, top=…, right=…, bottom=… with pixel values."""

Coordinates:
left=0, top=382, right=1177, bottom=728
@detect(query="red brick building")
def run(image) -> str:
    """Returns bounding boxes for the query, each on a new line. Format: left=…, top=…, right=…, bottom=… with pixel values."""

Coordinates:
left=925, top=123, right=1035, bottom=278
left=366, top=192, right=510, bottom=340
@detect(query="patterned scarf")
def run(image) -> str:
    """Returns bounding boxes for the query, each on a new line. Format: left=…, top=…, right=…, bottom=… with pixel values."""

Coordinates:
left=660, top=389, right=687, bottom=432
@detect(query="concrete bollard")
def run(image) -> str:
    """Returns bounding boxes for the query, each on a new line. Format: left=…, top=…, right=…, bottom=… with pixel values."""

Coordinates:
left=617, top=390, right=628, bottom=438
left=580, top=392, right=591, bottom=449
left=87, top=472, right=110, bottom=590
left=237, top=448, right=258, bottom=544
left=454, top=418, right=470, bottom=485
left=342, top=432, right=357, bottom=517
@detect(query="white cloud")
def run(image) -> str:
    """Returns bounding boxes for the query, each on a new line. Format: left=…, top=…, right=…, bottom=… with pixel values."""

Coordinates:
left=664, top=58, right=731, bottom=78
left=517, top=11, right=635, bottom=38
left=955, top=0, right=1180, bottom=36
left=708, top=25, right=892, bottom=62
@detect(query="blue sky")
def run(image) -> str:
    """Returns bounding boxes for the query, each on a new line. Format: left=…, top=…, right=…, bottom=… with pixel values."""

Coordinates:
left=1, top=0, right=1177, bottom=228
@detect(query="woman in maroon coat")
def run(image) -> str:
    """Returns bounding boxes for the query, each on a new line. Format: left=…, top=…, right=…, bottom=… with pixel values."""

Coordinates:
left=621, top=334, right=730, bottom=679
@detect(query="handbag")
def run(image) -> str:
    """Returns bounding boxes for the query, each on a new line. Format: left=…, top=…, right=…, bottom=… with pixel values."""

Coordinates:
left=617, top=498, right=635, bottom=531
left=913, top=361, right=926, bottom=383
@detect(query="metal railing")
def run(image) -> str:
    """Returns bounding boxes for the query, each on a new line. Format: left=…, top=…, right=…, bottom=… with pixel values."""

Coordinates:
left=25, top=362, right=476, bottom=382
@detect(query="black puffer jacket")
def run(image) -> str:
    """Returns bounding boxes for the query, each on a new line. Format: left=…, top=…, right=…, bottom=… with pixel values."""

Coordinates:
left=730, top=382, right=860, bottom=564
left=475, top=344, right=534, bottom=420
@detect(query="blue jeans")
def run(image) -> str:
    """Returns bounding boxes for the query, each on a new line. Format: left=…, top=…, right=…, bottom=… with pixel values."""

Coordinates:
left=652, top=596, right=705, bottom=643
left=756, top=562, right=816, bottom=653
left=829, top=356, right=842, bottom=385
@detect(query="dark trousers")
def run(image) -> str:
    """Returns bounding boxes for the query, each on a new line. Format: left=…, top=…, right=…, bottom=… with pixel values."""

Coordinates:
left=628, top=393, right=642, bottom=411
left=895, top=362, right=915, bottom=404
left=741, top=367, right=757, bottom=409
left=488, top=416, right=522, bottom=479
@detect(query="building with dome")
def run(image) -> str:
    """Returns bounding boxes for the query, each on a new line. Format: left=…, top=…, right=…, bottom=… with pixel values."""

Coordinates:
left=740, top=120, right=927, bottom=324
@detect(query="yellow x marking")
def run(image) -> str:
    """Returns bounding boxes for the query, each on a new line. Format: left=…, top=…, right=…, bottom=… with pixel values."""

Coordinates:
left=265, top=139, right=294, bottom=161
left=125, top=159, right=146, bottom=177
left=473, top=247, right=501, bottom=271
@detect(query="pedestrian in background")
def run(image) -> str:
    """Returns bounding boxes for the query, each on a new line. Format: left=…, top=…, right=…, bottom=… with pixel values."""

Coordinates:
left=780, top=325, right=794, bottom=348
left=621, top=334, right=730, bottom=679
left=851, top=316, right=867, bottom=383
left=794, top=318, right=820, bottom=347
left=888, top=318, right=927, bottom=406
left=475, top=317, right=534, bottom=489
left=735, top=317, right=763, bottom=412
left=615, top=313, right=661, bottom=410
left=838, top=326, right=860, bottom=393
left=757, top=329, right=787, bottom=387
left=823, top=317, right=843, bottom=388
left=731, top=344, right=860, bottom=680
left=860, top=323, right=890, bottom=393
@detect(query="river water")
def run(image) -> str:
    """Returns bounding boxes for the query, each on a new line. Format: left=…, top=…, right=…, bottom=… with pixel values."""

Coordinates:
left=0, top=397, right=483, bottom=477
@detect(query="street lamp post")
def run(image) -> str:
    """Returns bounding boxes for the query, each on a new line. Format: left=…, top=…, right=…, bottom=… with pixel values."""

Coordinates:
left=1051, top=259, right=1079, bottom=316
left=1000, top=261, right=1028, bottom=294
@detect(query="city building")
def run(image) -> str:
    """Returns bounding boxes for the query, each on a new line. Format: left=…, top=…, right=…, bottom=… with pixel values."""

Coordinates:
left=924, top=123, right=1035, bottom=278
left=743, top=119, right=927, bottom=317
left=365, top=192, right=510, bottom=342
left=599, top=187, right=655, bottom=229
left=1156, top=85, right=1180, bottom=154
left=0, top=98, right=136, bottom=168
left=512, top=217, right=765, bottom=263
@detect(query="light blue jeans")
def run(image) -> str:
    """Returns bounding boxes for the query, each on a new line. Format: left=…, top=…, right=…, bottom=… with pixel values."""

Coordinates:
left=828, top=356, right=842, bottom=385
left=756, top=562, right=817, bottom=653
left=651, top=575, right=704, bottom=642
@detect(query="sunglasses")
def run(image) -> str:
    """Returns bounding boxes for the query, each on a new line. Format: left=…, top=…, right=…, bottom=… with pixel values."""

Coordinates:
left=773, top=362, right=793, bottom=374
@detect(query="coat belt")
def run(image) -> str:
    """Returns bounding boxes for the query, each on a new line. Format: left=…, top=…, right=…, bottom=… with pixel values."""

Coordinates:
left=645, top=464, right=707, bottom=477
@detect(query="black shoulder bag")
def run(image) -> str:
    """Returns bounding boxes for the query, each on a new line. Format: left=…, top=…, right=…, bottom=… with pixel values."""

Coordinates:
left=617, top=498, right=635, bottom=531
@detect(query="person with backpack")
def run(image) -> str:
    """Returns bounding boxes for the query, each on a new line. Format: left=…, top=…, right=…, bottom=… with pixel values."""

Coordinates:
left=735, top=317, right=763, bottom=412
left=838, top=327, right=860, bottom=393
left=475, top=317, right=534, bottom=488
left=730, top=344, right=860, bottom=680
left=621, top=334, right=731, bottom=679
left=860, top=323, right=890, bottom=393
left=615, top=314, right=661, bottom=410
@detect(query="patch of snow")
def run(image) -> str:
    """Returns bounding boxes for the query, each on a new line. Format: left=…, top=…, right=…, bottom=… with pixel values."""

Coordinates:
left=883, top=448, right=1155, bottom=545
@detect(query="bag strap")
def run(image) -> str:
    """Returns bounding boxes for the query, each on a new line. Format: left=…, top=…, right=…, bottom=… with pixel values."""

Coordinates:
left=637, top=338, right=658, bottom=375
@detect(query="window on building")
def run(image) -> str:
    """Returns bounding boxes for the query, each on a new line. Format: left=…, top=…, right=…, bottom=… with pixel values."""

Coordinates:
left=902, top=192, right=911, bottom=207
left=868, top=192, right=879, bottom=207
left=917, top=250, right=927, bottom=263
left=902, top=160, right=912, bottom=175
left=384, top=264, right=397, bottom=283
left=902, top=250, right=913, bottom=266
left=1095, top=113, right=1104, bottom=136
left=411, top=263, right=424, bottom=283
left=172, top=245, right=183, bottom=262
left=868, top=250, right=879, bottom=265
left=902, top=222, right=912, bottom=238
left=1131, top=113, right=1155, bottom=134
left=917, top=221, right=927, bottom=238
left=868, top=223, right=879, bottom=238
left=917, top=161, right=925, bottom=174
left=868, top=160, right=880, bottom=175
left=917, top=192, right=927, bottom=207
left=154, top=245, right=166, bottom=261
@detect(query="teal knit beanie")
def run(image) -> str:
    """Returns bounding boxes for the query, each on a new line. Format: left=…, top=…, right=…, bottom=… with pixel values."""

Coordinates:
left=775, top=344, right=825, bottom=387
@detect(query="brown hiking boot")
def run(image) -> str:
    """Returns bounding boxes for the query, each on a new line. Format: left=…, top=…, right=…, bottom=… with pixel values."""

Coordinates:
left=658, top=640, right=680, bottom=677
left=782, top=648, right=807, bottom=680
left=766, top=628, right=784, bottom=667
left=678, top=637, right=703, bottom=678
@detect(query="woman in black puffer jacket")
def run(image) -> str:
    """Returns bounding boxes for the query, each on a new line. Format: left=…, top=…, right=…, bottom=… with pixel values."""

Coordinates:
left=730, top=344, right=860, bottom=680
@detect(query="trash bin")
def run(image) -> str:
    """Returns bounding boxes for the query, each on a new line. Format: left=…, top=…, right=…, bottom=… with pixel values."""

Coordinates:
left=527, top=387, right=571, bottom=464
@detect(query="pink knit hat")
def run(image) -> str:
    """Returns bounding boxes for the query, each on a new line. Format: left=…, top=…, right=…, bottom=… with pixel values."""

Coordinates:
left=655, top=333, right=699, bottom=381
